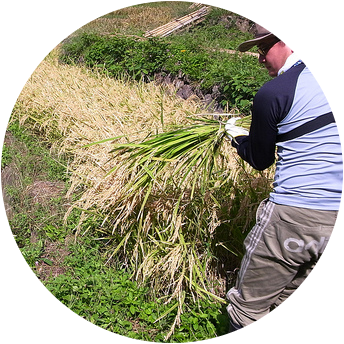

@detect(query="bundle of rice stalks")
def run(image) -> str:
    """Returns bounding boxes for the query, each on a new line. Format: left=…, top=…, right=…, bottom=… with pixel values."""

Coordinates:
left=82, top=115, right=253, bottom=338
left=109, top=117, right=227, bottom=201
left=102, top=115, right=251, bottom=220
left=84, top=115, right=251, bottom=235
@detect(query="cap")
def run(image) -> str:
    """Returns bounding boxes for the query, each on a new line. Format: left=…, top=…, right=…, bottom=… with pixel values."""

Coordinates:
left=238, top=24, right=278, bottom=52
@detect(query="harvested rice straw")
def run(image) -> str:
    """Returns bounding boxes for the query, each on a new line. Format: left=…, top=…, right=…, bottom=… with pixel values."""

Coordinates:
left=83, top=115, right=252, bottom=301
left=103, top=114, right=251, bottom=204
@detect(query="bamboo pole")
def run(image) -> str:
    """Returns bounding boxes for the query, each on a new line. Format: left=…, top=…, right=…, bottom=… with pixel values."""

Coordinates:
left=144, top=6, right=210, bottom=38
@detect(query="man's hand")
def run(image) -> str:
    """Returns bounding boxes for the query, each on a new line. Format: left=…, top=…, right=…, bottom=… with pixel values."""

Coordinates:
left=225, top=117, right=249, bottom=141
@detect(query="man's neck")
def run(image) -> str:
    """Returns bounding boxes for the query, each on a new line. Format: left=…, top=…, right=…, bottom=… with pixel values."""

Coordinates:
left=278, top=53, right=301, bottom=76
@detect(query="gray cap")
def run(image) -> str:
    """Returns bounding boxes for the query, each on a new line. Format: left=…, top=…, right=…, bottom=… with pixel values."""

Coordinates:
left=238, top=24, right=277, bottom=52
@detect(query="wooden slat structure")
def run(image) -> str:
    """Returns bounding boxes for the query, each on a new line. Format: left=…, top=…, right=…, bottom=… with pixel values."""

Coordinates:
left=144, top=6, right=211, bottom=38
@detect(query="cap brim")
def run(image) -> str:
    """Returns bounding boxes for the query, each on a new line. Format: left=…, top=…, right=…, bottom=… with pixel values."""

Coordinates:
left=238, top=33, right=274, bottom=52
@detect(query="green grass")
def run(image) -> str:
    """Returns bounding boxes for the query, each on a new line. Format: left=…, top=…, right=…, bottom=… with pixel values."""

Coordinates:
left=45, top=236, right=229, bottom=342
left=3, top=121, right=70, bottom=248
left=168, top=11, right=253, bottom=51
left=4, top=121, right=68, bottom=182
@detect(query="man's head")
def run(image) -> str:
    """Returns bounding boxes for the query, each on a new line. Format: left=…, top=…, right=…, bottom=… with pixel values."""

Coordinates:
left=239, top=24, right=293, bottom=77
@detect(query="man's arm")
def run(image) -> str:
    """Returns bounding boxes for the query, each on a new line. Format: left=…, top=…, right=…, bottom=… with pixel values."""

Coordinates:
left=231, top=124, right=276, bottom=171
left=231, top=85, right=285, bottom=171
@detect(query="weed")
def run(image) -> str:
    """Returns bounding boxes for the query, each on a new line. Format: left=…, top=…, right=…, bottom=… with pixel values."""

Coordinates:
left=20, top=239, right=45, bottom=267
left=1, top=143, right=12, bottom=168
left=3, top=121, right=70, bottom=248
left=45, top=235, right=229, bottom=341
left=6, top=121, right=68, bottom=182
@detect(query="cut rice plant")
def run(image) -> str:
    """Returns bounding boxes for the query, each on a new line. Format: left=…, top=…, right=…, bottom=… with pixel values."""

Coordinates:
left=81, top=114, right=254, bottom=338
left=84, top=114, right=251, bottom=235
left=112, top=115, right=250, bottom=206
left=110, top=117, right=227, bottom=198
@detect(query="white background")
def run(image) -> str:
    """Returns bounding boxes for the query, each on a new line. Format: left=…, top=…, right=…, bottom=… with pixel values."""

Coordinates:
left=1, top=1, right=343, bottom=343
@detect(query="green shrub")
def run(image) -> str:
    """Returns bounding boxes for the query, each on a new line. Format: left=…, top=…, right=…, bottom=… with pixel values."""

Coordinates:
left=60, top=33, right=100, bottom=63
left=59, top=29, right=269, bottom=113
left=61, top=34, right=170, bottom=80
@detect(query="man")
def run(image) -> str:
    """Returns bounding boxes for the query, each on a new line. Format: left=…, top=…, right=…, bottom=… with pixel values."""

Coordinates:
left=225, top=24, right=343, bottom=331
